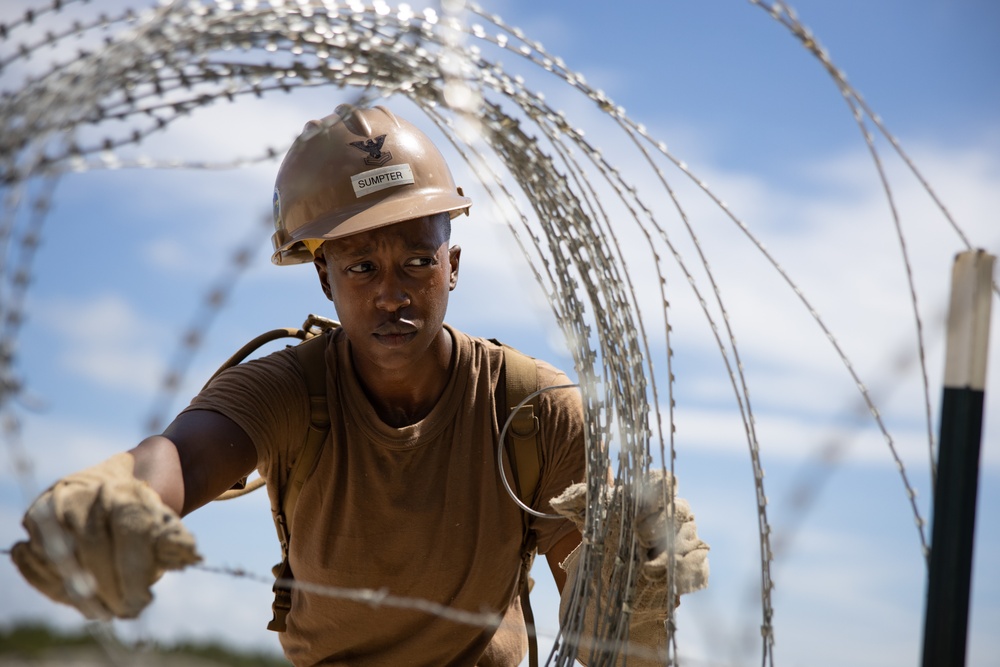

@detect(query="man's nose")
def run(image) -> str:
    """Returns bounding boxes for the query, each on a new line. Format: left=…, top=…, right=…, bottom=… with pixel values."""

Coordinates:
left=373, top=269, right=411, bottom=312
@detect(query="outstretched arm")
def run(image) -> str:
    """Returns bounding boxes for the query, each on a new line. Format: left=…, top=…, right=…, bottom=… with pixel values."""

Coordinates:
left=134, top=408, right=257, bottom=516
left=11, top=409, right=256, bottom=620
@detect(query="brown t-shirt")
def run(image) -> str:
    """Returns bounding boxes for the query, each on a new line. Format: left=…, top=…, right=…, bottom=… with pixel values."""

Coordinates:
left=186, top=325, right=585, bottom=666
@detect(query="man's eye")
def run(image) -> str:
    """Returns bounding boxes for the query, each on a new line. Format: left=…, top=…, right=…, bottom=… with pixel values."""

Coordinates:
left=347, top=262, right=375, bottom=274
left=405, top=257, right=434, bottom=267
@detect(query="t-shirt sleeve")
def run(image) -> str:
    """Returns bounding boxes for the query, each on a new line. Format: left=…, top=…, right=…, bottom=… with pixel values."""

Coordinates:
left=180, top=348, right=311, bottom=482
left=529, top=359, right=587, bottom=555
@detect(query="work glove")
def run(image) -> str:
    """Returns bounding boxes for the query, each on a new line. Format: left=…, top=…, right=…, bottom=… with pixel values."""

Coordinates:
left=550, top=469, right=709, bottom=666
left=11, top=452, right=201, bottom=620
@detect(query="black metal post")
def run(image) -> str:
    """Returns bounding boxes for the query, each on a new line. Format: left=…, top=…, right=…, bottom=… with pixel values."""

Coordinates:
left=921, top=249, right=995, bottom=667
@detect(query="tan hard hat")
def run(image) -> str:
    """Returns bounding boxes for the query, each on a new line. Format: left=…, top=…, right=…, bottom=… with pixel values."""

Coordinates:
left=270, top=104, right=472, bottom=265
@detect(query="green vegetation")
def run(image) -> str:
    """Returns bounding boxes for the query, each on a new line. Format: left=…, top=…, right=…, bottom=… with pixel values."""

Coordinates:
left=0, top=622, right=290, bottom=666
left=0, top=623, right=94, bottom=656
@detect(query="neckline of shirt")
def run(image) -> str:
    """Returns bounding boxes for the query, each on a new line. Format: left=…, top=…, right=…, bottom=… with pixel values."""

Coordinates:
left=333, top=324, right=470, bottom=450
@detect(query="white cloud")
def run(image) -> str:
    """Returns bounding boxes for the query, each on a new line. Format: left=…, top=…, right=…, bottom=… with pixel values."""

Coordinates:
left=40, top=294, right=168, bottom=395
left=143, top=237, right=191, bottom=273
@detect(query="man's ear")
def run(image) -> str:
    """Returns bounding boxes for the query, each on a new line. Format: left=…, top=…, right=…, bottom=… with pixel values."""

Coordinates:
left=448, top=244, right=461, bottom=291
left=313, top=252, right=334, bottom=302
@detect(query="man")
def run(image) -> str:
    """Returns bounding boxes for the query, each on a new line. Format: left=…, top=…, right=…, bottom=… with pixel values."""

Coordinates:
left=12, top=104, right=708, bottom=666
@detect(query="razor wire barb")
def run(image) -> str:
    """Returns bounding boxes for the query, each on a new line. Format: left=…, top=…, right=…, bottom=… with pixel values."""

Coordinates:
left=0, top=1, right=986, bottom=665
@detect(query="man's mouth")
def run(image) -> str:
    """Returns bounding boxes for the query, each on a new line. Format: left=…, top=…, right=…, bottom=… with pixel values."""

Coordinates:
left=373, top=320, right=418, bottom=345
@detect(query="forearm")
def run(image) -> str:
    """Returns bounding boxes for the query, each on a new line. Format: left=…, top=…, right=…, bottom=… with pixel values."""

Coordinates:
left=131, top=435, right=186, bottom=515
left=546, top=529, right=582, bottom=594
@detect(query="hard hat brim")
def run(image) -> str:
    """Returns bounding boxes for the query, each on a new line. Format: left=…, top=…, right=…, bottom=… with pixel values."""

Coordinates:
left=271, top=189, right=471, bottom=265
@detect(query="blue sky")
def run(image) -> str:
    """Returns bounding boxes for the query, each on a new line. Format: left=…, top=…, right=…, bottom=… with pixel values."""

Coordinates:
left=1, top=1, right=998, bottom=665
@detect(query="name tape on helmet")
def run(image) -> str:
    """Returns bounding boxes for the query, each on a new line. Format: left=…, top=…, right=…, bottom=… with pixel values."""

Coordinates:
left=351, top=164, right=415, bottom=197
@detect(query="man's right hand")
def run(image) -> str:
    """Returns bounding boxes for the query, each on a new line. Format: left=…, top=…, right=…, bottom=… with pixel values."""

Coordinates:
left=550, top=470, right=710, bottom=666
left=10, top=452, right=201, bottom=620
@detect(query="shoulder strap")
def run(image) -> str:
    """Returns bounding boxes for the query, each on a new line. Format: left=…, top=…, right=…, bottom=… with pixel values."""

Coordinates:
left=282, top=332, right=331, bottom=524
left=500, top=344, right=542, bottom=516
left=493, top=341, right=542, bottom=667
left=268, top=330, right=332, bottom=633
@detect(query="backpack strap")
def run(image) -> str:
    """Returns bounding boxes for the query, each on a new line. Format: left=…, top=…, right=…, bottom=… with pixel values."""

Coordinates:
left=267, top=330, right=332, bottom=632
left=503, top=347, right=542, bottom=513
left=493, top=341, right=543, bottom=667
left=282, top=332, right=331, bottom=528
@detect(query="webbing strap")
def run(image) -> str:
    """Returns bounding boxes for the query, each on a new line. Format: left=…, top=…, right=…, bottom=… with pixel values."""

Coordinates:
left=268, top=331, right=330, bottom=632
left=281, top=333, right=330, bottom=526
left=504, top=346, right=541, bottom=511
left=519, top=553, right=539, bottom=667
left=495, top=342, right=542, bottom=667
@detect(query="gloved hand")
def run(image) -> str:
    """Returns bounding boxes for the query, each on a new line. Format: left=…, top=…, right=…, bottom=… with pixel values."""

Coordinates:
left=11, top=452, right=201, bottom=620
left=550, top=469, right=709, bottom=666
